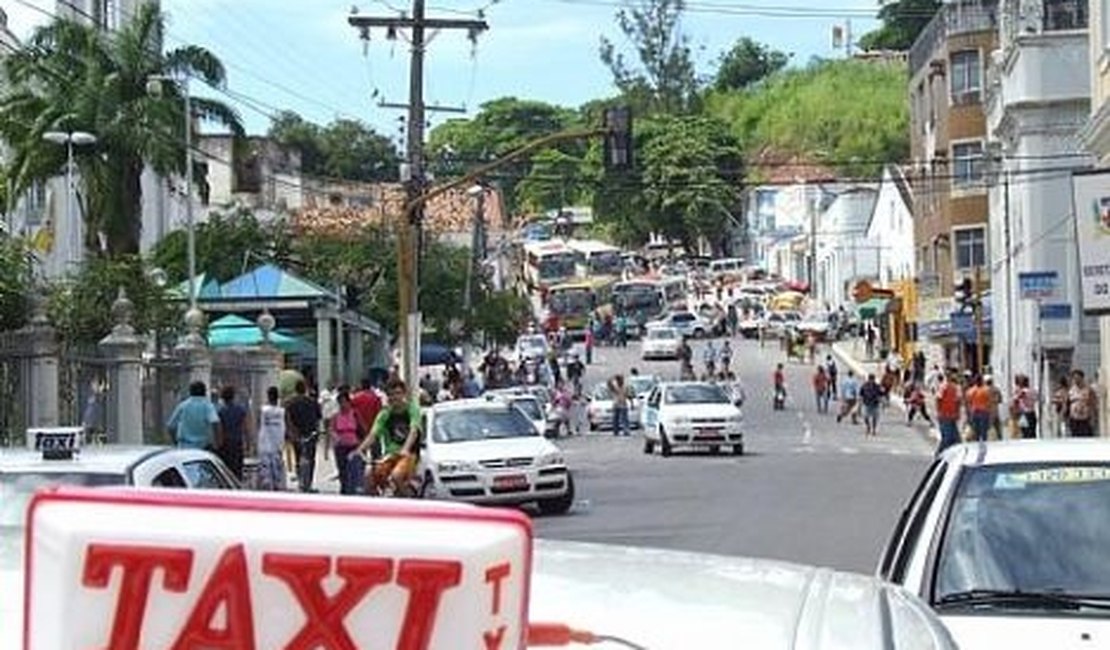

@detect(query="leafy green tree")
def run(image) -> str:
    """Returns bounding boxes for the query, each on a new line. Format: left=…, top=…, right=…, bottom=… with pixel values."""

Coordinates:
left=706, top=59, right=909, bottom=177
left=714, top=38, right=790, bottom=92
left=427, top=98, right=583, bottom=214
left=515, top=149, right=588, bottom=213
left=593, top=115, right=742, bottom=252
left=599, top=0, right=700, bottom=115
left=858, top=0, right=941, bottom=51
left=0, top=5, right=243, bottom=257
left=47, top=256, right=180, bottom=346
left=268, top=113, right=400, bottom=182
left=470, top=291, right=532, bottom=347
left=0, top=235, right=32, bottom=331
left=150, top=208, right=290, bottom=285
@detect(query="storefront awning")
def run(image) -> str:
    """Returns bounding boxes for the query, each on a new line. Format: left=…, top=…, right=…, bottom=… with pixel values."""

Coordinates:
left=858, top=297, right=891, bottom=319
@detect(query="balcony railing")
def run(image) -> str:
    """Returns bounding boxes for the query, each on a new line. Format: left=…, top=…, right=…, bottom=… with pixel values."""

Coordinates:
left=910, top=1, right=999, bottom=74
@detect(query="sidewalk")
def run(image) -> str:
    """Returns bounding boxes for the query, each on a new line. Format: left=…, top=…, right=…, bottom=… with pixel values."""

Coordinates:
left=830, top=338, right=939, bottom=445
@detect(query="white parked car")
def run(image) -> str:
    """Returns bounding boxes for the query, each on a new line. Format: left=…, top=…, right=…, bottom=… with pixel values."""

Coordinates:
left=641, top=382, right=744, bottom=456
left=797, top=311, right=834, bottom=341
left=513, top=333, right=550, bottom=363
left=878, top=440, right=1110, bottom=650
left=640, top=326, right=682, bottom=360
left=647, top=311, right=713, bottom=339
left=585, top=381, right=641, bottom=431
left=486, top=388, right=556, bottom=438
left=422, top=398, right=574, bottom=514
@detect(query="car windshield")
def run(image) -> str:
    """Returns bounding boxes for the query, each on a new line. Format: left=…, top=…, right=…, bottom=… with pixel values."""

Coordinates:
left=665, top=384, right=730, bottom=404
left=510, top=398, right=543, bottom=421
left=517, top=335, right=546, bottom=351
left=433, top=408, right=539, bottom=443
left=591, top=384, right=613, bottom=401
left=647, top=328, right=676, bottom=340
left=629, top=376, right=657, bottom=395
left=934, top=462, right=1110, bottom=603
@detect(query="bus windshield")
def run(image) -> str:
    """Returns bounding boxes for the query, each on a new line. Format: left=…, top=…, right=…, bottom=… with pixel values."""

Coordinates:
left=588, top=251, right=623, bottom=276
left=539, top=255, right=576, bottom=280
left=615, top=289, right=663, bottom=317
left=549, top=288, right=594, bottom=314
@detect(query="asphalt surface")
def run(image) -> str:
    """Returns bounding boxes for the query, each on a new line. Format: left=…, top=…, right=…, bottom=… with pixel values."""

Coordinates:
left=531, top=334, right=936, bottom=575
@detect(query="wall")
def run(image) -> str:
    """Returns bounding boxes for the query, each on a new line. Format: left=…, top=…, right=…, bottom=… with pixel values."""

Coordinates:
left=867, top=167, right=916, bottom=285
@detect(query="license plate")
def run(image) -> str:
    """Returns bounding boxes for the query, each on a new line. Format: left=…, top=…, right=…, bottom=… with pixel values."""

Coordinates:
left=696, top=428, right=723, bottom=437
left=494, top=474, right=528, bottom=488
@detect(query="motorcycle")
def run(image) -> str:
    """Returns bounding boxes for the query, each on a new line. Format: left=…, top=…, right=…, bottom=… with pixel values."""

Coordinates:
left=773, top=386, right=787, bottom=411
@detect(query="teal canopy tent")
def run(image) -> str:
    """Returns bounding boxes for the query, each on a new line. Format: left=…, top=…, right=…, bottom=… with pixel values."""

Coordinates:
left=207, top=314, right=303, bottom=352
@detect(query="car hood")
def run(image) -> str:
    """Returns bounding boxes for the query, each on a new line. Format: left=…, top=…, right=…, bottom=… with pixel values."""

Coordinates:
left=531, top=541, right=957, bottom=649
left=430, top=435, right=557, bottom=463
left=1, top=534, right=22, bottom=650
left=1, top=535, right=954, bottom=649
left=943, top=612, right=1110, bottom=650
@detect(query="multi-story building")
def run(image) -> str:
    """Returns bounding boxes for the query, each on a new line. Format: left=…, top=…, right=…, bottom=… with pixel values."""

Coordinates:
left=986, top=0, right=1097, bottom=403
left=814, top=185, right=880, bottom=310
left=908, top=0, right=999, bottom=370
left=1077, top=0, right=1110, bottom=434
left=866, top=165, right=916, bottom=287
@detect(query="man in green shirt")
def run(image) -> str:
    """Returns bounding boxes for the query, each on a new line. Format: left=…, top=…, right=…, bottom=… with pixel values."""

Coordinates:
left=355, top=378, right=422, bottom=495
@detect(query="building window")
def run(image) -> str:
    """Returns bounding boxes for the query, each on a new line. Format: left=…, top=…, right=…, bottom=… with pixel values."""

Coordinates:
left=1043, top=0, right=1087, bottom=31
left=954, top=227, right=986, bottom=269
left=952, top=141, right=985, bottom=187
left=949, top=50, right=981, bottom=104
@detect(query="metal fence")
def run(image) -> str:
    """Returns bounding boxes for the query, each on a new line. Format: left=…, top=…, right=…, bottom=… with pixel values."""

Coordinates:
left=0, top=331, right=29, bottom=447
left=58, top=345, right=111, bottom=444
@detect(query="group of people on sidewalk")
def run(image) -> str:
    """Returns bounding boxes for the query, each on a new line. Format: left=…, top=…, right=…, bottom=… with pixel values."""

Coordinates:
left=165, top=374, right=424, bottom=497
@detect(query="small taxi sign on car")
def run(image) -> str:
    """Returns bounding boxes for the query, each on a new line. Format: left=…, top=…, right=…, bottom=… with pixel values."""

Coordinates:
left=24, top=487, right=532, bottom=650
left=26, top=427, right=84, bottom=460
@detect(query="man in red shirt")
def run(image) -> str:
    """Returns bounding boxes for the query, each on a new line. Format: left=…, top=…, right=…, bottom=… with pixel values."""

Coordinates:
left=350, top=378, right=383, bottom=445
left=935, top=372, right=962, bottom=454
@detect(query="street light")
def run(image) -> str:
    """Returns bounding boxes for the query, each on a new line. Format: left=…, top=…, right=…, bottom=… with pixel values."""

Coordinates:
left=42, top=130, right=97, bottom=265
left=147, top=73, right=203, bottom=345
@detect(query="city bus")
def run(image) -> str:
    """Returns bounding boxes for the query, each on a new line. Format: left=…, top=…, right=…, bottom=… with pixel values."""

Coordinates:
left=521, top=240, right=578, bottom=296
left=658, top=275, right=689, bottom=311
left=566, top=239, right=623, bottom=279
left=545, top=277, right=615, bottom=331
left=612, top=279, right=668, bottom=327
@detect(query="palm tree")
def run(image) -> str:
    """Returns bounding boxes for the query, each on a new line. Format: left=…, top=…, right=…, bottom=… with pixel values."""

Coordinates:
left=0, top=3, right=243, bottom=258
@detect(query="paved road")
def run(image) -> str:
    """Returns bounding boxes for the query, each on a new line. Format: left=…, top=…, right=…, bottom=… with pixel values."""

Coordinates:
left=533, top=335, right=936, bottom=574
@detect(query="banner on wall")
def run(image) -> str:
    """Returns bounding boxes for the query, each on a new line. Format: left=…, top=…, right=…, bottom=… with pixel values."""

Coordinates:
left=1071, top=170, right=1110, bottom=315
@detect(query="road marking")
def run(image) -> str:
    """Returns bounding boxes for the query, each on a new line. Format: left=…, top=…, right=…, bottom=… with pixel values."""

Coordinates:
left=802, top=422, right=812, bottom=445
left=839, top=446, right=860, bottom=454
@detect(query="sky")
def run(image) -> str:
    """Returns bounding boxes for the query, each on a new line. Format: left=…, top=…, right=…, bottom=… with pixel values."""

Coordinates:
left=5, top=0, right=880, bottom=144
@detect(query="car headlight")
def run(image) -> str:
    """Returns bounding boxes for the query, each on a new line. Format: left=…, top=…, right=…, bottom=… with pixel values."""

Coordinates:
left=537, top=452, right=565, bottom=466
left=436, top=460, right=479, bottom=474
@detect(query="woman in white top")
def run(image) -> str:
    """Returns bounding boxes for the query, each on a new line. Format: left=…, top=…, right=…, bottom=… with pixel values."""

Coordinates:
left=257, top=386, right=288, bottom=491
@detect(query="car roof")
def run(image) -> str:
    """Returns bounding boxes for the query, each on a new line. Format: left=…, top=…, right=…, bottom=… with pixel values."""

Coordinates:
left=0, top=445, right=179, bottom=475
left=942, top=439, right=1110, bottom=467
left=432, top=397, right=517, bottom=413
left=657, top=381, right=724, bottom=391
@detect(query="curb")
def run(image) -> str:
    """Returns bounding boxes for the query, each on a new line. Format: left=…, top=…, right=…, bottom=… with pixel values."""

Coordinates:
left=830, top=342, right=940, bottom=445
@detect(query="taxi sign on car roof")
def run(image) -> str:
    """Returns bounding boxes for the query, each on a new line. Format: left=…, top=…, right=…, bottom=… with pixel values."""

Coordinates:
left=26, top=427, right=84, bottom=460
left=24, top=487, right=532, bottom=650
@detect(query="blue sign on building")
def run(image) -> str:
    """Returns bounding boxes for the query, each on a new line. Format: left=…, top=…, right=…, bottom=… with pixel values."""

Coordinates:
left=1018, top=271, right=1059, bottom=300
left=1039, top=303, right=1073, bottom=320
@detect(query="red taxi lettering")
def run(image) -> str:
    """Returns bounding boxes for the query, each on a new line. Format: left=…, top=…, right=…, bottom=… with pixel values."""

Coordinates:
left=395, top=559, right=463, bottom=650
left=81, top=543, right=194, bottom=650
left=484, top=562, right=511, bottom=616
left=170, top=544, right=256, bottom=650
left=262, top=554, right=393, bottom=650
left=483, top=625, right=507, bottom=650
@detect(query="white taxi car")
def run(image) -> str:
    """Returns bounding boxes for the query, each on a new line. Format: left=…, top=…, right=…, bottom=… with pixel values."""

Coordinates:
left=585, top=380, right=641, bottom=431
left=422, top=397, right=575, bottom=514
left=641, top=381, right=744, bottom=456
left=878, top=440, right=1110, bottom=649
left=641, top=325, right=682, bottom=360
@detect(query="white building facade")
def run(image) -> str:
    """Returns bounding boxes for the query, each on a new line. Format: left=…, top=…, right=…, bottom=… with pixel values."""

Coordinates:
left=814, top=185, right=880, bottom=310
left=985, top=0, right=1099, bottom=399
left=866, top=166, right=916, bottom=286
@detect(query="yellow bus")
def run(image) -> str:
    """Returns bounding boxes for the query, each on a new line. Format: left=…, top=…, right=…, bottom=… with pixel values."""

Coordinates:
left=522, top=240, right=578, bottom=296
left=545, top=278, right=615, bottom=331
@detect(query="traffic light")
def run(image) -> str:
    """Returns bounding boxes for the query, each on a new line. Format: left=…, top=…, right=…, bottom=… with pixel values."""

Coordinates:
left=953, top=277, right=975, bottom=308
left=603, top=106, right=633, bottom=171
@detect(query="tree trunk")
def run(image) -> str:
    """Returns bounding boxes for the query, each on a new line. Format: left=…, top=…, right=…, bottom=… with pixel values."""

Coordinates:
left=102, top=156, right=144, bottom=257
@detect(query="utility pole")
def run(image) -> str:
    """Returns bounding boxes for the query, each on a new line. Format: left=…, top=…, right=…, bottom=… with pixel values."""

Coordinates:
left=1002, top=168, right=1013, bottom=390
left=974, top=264, right=985, bottom=374
left=349, top=4, right=487, bottom=388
